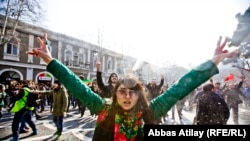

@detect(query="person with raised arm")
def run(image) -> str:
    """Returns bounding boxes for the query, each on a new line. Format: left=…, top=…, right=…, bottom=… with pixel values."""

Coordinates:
left=96, top=60, right=118, bottom=98
left=26, top=33, right=238, bottom=141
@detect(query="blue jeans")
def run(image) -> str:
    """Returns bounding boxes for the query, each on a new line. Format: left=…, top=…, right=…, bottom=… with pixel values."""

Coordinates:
left=19, top=116, right=26, bottom=131
left=21, top=110, right=37, bottom=132
left=12, top=109, right=37, bottom=138
left=12, top=109, right=25, bottom=138
left=53, top=116, right=63, bottom=133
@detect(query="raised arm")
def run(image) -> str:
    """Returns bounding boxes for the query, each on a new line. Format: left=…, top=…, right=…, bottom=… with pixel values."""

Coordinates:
left=96, top=61, right=106, bottom=90
left=26, top=33, right=104, bottom=115
left=158, top=75, right=164, bottom=89
left=150, top=36, right=239, bottom=119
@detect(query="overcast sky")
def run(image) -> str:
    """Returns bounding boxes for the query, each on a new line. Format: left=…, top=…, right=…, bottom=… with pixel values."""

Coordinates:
left=44, top=0, right=250, bottom=68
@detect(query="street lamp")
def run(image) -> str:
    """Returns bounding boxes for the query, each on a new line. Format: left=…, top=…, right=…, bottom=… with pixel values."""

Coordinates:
left=92, top=48, right=98, bottom=57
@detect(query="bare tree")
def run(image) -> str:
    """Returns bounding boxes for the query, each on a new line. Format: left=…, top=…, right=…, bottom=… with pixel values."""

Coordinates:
left=222, top=5, right=250, bottom=77
left=0, top=0, right=45, bottom=46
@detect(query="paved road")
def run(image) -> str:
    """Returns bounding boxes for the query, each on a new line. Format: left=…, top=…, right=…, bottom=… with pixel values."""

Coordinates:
left=0, top=106, right=96, bottom=141
left=161, top=105, right=250, bottom=125
left=0, top=105, right=250, bottom=141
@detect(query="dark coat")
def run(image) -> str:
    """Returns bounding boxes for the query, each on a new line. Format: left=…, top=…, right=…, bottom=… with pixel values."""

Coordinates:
left=224, top=81, right=246, bottom=106
left=96, top=71, right=115, bottom=98
left=146, top=78, right=164, bottom=100
left=196, top=91, right=230, bottom=125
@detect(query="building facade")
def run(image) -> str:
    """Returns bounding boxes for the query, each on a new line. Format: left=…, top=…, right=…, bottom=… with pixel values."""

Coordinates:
left=0, top=17, right=137, bottom=86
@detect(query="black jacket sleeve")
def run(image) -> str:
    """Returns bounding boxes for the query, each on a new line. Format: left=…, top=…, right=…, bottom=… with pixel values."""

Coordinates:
left=13, top=89, right=25, bottom=101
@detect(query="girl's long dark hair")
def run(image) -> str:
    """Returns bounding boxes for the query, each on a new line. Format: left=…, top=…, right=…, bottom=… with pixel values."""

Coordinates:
left=112, top=75, right=155, bottom=124
left=92, top=75, right=155, bottom=141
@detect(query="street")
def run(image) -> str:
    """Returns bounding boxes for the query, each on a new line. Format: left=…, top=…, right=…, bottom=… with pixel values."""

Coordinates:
left=0, top=104, right=250, bottom=141
left=0, top=106, right=96, bottom=141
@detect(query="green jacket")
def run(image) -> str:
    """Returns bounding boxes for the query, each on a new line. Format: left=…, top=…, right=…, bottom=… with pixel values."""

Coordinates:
left=47, top=59, right=218, bottom=119
left=52, top=86, right=68, bottom=116
left=10, top=87, right=34, bottom=113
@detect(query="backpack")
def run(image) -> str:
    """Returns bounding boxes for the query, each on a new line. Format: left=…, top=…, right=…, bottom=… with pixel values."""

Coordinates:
left=26, top=92, right=40, bottom=107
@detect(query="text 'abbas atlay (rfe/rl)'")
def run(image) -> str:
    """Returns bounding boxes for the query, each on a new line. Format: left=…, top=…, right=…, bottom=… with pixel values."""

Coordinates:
left=144, top=125, right=249, bottom=140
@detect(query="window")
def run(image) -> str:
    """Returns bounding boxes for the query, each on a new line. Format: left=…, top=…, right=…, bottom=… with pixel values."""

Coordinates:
left=107, top=57, right=113, bottom=72
left=0, top=70, right=21, bottom=83
left=73, top=53, right=79, bottom=66
left=79, top=53, right=83, bottom=63
left=6, top=43, right=18, bottom=55
left=3, top=42, right=20, bottom=61
left=108, top=60, right=111, bottom=70
left=65, top=50, right=73, bottom=66
left=79, top=53, right=84, bottom=68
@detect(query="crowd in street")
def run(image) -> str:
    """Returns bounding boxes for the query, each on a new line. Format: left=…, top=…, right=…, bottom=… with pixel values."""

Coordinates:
left=1, top=62, right=250, bottom=141
left=0, top=33, right=249, bottom=141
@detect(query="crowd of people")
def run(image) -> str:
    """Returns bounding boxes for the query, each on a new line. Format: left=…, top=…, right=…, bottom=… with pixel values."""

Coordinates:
left=0, top=33, right=249, bottom=141
left=27, top=33, right=240, bottom=141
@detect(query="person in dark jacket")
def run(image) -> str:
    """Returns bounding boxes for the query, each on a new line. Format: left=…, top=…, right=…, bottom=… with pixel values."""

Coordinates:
left=10, top=81, right=37, bottom=141
left=26, top=33, right=239, bottom=141
left=146, top=76, right=164, bottom=101
left=196, top=83, right=230, bottom=125
left=224, top=78, right=246, bottom=124
left=96, top=61, right=118, bottom=98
